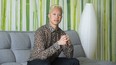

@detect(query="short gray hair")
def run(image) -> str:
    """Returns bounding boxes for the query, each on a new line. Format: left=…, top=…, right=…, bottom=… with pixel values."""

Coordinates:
left=49, top=4, right=63, bottom=14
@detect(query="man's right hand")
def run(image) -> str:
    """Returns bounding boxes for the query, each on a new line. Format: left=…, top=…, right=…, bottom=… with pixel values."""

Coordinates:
left=57, top=35, right=69, bottom=45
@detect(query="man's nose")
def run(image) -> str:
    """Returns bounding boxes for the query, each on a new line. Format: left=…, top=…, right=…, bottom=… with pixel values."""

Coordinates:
left=55, top=15, right=59, bottom=18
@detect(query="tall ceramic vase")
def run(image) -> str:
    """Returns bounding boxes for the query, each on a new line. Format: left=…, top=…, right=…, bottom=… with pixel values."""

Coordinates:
left=78, top=3, right=97, bottom=59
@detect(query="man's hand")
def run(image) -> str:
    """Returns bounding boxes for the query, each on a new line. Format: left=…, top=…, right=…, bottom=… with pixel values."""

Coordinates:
left=57, top=35, right=69, bottom=45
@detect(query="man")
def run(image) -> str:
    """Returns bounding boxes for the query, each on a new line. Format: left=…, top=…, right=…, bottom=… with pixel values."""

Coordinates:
left=28, top=5, right=80, bottom=65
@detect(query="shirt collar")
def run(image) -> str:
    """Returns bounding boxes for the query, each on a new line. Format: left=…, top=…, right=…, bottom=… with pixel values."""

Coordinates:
left=47, top=23, right=59, bottom=32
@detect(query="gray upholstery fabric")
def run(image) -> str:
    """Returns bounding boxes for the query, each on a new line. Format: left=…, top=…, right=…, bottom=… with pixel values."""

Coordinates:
left=98, top=61, right=116, bottom=65
left=10, top=33, right=31, bottom=50
left=0, top=30, right=115, bottom=65
left=65, top=30, right=86, bottom=57
left=73, top=45, right=86, bottom=57
left=12, top=50, right=30, bottom=63
left=1, top=62, right=22, bottom=65
left=0, top=32, right=11, bottom=49
left=27, top=33, right=34, bottom=49
left=0, top=49, right=16, bottom=63
left=65, top=30, right=81, bottom=45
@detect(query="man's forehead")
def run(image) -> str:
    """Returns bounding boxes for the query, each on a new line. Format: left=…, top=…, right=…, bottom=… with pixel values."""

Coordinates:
left=50, top=7, right=62, bottom=14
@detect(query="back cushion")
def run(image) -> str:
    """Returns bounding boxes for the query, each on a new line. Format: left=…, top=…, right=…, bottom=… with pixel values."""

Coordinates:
left=9, top=32, right=34, bottom=63
left=65, top=30, right=86, bottom=57
left=0, top=31, right=34, bottom=64
left=0, top=32, right=16, bottom=64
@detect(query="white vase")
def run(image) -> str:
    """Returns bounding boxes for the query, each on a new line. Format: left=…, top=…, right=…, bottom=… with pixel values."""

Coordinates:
left=78, top=3, right=97, bottom=59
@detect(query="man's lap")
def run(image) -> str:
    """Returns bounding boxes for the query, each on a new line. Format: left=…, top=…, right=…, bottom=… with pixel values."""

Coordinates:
left=52, top=57, right=79, bottom=65
left=27, top=57, right=79, bottom=65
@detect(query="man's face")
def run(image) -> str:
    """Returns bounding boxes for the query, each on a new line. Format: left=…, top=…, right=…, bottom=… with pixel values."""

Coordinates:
left=48, top=7, right=62, bottom=25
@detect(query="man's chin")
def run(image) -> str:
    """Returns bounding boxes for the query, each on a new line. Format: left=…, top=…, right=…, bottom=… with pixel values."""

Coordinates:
left=50, top=21, right=60, bottom=25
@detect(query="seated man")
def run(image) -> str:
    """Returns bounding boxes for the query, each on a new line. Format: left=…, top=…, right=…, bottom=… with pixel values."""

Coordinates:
left=28, top=5, right=80, bottom=65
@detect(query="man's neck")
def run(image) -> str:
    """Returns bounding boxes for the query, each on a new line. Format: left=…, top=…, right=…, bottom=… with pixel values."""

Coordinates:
left=49, top=23, right=58, bottom=30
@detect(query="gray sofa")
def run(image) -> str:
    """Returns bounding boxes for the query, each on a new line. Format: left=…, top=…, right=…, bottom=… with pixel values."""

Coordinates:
left=0, top=30, right=116, bottom=65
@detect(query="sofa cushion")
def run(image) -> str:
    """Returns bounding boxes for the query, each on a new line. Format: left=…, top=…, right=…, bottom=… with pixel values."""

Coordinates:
left=1, top=62, right=22, bottom=65
left=0, top=32, right=11, bottom=49
left=73, top=45, right=86, bottom=57
left=78, top=57, right=98, bottom=65
left=27, top=33, right=35, bottom=49
left=0, top=49, right=16, bottom=64
left=9, top=32, right=34, bottom=63
left=0, top=31, right=35, bottom=64
left=9, top=33, right=31, bottom=50
left=78, top=57, right=116, bottom=65
left=98, top=61, right=116, bottom=65
left=65, top=30, right=86, bottom=57
left=20, top=62, right=27, bottom=65
left=65, top=30, right=81, bottom=45
left=12, top=50, right=30, bottom=63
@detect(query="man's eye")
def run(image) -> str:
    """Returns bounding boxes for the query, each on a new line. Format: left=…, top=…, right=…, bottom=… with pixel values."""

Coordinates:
left=58, top=14, right=61, bottom=16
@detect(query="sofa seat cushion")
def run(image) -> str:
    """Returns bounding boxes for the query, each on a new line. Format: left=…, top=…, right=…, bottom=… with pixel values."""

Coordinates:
left=98, top=61, right=116, bottom=65
left=20, top=62, right=27, bottom=65
left=0, top=49, right=16, bottom=64
left=81, top=63, right=99, bottom=65
left=78, top=57, right=97, bottom=64
left=1, top=62, right=22, bottom=65
left=78, top=57, right=116, bottom=65
left=78, top=57, right=100, bottom=65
